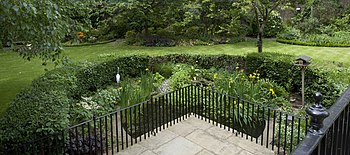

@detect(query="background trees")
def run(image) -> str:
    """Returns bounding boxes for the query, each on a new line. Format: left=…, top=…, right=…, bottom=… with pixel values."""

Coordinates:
left=1, top=0, right=350, bottom=61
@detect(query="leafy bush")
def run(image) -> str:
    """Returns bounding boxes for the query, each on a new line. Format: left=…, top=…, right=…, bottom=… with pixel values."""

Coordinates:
left=263, top=11, right=285, bottom=38
left=124, top=30, right=143, bottom=45
left=169, top=69, right=192, bottom=89
left=247, top=10, right=284, bottom=38
left=246, top=52, right=341, bottom=107
left=277, top=28, right=350, bottom=47
left=277, top=27, right=302, bottom=40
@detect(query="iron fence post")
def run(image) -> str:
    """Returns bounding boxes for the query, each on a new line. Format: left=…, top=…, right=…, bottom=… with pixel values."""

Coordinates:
left=306, top=92, right=329, bottom=135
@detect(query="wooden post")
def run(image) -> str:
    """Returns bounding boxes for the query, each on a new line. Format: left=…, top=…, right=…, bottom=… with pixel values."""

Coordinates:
left=301, top=66, right=305, bottom=107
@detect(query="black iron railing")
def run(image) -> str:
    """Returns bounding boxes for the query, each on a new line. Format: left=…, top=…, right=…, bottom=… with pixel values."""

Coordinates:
left=291, top=86, right=350, bottom=155
left=1, top=85, right=308, bottom=155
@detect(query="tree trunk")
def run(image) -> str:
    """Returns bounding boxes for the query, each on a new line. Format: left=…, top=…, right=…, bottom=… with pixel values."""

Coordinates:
left=258, top=28, right=263, bottom=53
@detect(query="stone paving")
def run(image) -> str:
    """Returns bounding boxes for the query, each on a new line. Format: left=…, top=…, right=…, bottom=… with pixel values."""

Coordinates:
left=117, top=117, right=275, bottom=155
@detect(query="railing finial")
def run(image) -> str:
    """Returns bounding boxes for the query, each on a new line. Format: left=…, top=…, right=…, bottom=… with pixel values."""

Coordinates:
left=305, top=92, right=329, bottom=135
left=314, top=92, right=322, bottom=105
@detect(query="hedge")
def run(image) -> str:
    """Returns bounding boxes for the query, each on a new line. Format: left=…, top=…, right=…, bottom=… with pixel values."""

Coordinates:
left=63, top=40, right=115, bottom=47
left=0, top=53, right=342, bottom=146
left=276, top=38, right=350, bottom=47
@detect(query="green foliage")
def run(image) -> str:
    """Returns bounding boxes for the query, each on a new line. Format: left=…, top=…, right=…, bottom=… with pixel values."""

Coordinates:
left=248, top=10, right=285, bottom=38
left=0, top=53, right=344, bottom=147
left=0, top=55, right=150, bottom=145
left=213, top=69, right=290, bottom=107
left=169, top=64, right=195, bottom=89
left=0, top=0, right=66, bottom=61
left=277, top=30, right=350, bottom=47
left=153, top=63, right=175, bottom=78
left=0, top=0, right=95, bottom=62
left=275, top=114, right=307, bottom=153
left=119, top=72, right=157, bottom=107
left=0, top=68, right=75, bottom=144
left=246, top=52, right=341, bottom=107
left=288, top=0, right=350, bottom=48
left=277, top=27, right=302, bottom=40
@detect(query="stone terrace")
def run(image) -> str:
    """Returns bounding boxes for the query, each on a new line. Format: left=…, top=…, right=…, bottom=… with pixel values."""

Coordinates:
left=117, top=117, right=275, bottom=155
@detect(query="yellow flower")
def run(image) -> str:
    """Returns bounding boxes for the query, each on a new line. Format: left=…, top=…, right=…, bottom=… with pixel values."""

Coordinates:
left=249, top=74, right=256, bottom=79
left=213, top=73, right=218, bottom=79
left=234, top=101, right=237, bottom=105
left=138, top=80, right=141, bottom=83
left=269, top=88, right=275, bottom=95
left=229, top=78, right=233, bottom=83
left=145, top=68, right=149, bottom=71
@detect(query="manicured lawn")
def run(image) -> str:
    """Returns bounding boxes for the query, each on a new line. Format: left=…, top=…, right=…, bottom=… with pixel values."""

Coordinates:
left=1, top=39, right=349, bottom=116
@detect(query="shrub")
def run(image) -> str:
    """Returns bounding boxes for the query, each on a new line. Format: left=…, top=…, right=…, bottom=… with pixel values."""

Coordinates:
left=124, top=30, right=143, bottom=45
left=246, top=52, right=341, bottom=107
left=277, top=27, right=302, bottom=40
left=277, top=28, right=350, bottom=47
left=264, top=11, right=285, bottom=38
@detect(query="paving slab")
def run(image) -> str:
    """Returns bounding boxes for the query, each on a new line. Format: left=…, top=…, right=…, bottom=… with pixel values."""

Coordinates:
left=141, top=150, right=157, bottom=155
left=195, top=149, right=215, bottom=155
left=138, top=130, right=177, bottom=150
left=227, top=135, right=274, bottom=155
left=117, top=144, right=147, bottom=155
left=182, top=116, right=213, bottom=130
left=186, top=129, right=242, bottom=155
left=153, top=136, right=203, bottom=155
left=167, top=120, right=197, bottom=137
left=205, top=126, right=233, bottom=140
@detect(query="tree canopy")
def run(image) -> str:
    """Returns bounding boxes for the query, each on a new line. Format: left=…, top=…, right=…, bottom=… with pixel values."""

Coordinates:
left=1, top=0, right=349, bottom=61
left=0, top=0, right=93, bottom=63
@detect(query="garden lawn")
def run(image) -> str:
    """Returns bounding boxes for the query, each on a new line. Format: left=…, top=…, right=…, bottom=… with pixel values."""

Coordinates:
left=1, top=39, right=349, bottom=116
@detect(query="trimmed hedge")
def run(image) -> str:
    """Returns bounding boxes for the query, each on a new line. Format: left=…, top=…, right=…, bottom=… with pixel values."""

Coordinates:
left=63, top=40, right=115, bottom=47
left=0, top=53, right=342, bottom=146
left=276, top=38, right=350, bottom=47
left=0, top=56, right=149, bottom=146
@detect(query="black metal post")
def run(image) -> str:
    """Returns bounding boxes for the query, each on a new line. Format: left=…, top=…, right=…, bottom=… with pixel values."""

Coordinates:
left=306, top=92, right=329, bottom=135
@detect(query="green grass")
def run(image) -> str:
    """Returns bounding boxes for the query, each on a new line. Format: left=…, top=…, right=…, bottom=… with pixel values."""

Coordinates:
left=1, top=39, right=350, bottom=116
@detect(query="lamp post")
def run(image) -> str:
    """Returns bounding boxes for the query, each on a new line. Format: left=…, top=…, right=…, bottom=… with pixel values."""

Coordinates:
left=295, top=56, right=311, bottom=108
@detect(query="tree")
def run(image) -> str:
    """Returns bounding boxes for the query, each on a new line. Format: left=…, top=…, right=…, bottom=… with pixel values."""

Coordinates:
left=251, top=0, right=288, bottom=53
left=0, top=0, right=93, bottom=63
left=124, top=0, right=185, bottom=35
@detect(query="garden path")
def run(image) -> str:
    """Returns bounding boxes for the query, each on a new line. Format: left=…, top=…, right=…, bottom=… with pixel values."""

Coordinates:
left=116, top=116, right=275, bottom=155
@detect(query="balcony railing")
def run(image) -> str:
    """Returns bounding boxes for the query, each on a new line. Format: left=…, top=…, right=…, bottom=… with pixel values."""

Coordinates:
left=291, top=85, right=350, bottom=155
left=1, top=85, right=309, bottom=155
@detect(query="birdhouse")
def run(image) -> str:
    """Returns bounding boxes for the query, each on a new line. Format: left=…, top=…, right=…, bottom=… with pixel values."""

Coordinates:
left=295, top=56, right=311, bottom=67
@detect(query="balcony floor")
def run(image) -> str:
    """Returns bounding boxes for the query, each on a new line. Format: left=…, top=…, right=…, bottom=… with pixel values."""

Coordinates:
left=117, top=116, right=274, bottom=155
